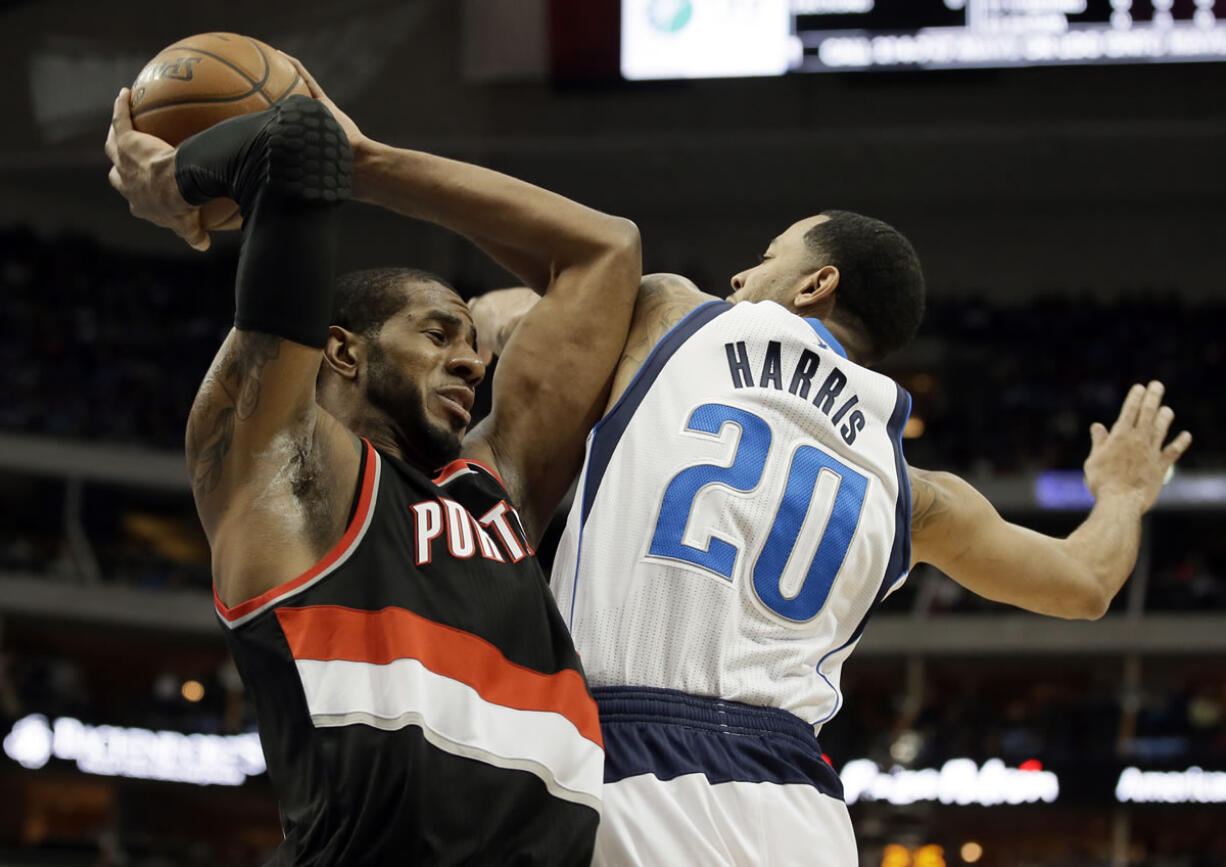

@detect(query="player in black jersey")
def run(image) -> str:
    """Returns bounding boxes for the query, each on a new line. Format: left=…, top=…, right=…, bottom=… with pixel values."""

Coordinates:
left=104, top=57, right=640, bottom=865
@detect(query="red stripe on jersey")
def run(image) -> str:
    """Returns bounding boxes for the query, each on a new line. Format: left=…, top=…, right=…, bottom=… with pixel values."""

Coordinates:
left=275, top=604, right=603, bottom=748
left=433, top=457, right=506, bottom=488
left=215, top=440, right=378, bottom=623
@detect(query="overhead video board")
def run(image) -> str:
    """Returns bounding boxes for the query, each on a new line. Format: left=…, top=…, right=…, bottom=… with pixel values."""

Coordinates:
left=622, top=0, right=1226, bottom=78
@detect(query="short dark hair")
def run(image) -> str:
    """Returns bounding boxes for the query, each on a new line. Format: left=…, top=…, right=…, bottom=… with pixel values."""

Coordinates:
left=332, top=268, right=455, bottom=337
left=803, top=210, right=925, bottom=363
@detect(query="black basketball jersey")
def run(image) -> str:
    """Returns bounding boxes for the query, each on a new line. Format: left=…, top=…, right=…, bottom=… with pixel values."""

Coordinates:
left=215, top=440, right=602, bottom=866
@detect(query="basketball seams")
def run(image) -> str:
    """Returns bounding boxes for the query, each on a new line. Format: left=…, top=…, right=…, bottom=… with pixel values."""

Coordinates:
left=132, top=46, right=261, bottom=118
left=271, top=72, right=304, bottom=104
left=246, top=38, right=276, bottom=106
left=131, top=37, right=304, bottom=121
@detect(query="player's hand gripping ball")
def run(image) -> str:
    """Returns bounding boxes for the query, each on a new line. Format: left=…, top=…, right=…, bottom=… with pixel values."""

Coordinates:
left=128, top=33, right=310, bottom=230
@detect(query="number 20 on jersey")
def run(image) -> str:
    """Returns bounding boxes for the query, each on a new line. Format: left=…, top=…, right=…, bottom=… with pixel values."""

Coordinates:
left=648, top=403, right=868, bottom=623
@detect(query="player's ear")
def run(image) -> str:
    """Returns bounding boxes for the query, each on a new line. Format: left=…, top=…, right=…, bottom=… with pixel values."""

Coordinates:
left=794, top=265, right=840, bottom=313
left=322, top=325, right=363, bottom=381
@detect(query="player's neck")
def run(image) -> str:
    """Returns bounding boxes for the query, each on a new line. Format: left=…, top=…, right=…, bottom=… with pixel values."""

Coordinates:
left=318, top=386, right=411, bottom=465
left=348, top=412, right=450, bottom=475
left=823, top=319, right=871, bottom=367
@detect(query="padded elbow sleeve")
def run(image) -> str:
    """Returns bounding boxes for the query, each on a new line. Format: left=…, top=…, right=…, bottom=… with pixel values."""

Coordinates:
left=175, top=95, right=352, bottom=348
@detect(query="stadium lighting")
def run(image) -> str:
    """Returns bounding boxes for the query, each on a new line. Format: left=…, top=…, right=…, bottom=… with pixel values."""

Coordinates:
left=903, top=417, right=926, bottom=439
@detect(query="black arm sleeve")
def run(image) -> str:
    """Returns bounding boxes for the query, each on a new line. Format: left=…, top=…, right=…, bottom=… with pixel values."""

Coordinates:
left=174, top=95, right=351, bottom=348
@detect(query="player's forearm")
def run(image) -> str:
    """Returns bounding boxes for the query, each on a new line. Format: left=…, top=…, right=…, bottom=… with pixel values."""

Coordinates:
left=352, top=139, right=638, bottom=292
left=177, top=98, right=350, bottom=349
left=915, top=469, right=1132, bottom=620
left=976, top=507, right=1141, bottom=620
left=1056, top=493, right=1146, bottom=617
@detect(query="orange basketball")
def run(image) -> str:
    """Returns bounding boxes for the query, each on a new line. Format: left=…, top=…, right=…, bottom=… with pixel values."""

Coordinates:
left=129, top=33, right=311, bottom=230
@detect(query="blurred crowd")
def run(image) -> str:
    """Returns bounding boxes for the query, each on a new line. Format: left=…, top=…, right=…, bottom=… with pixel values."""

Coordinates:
left=899, top=293, right=1223, bottom=475
left=821, top=663, right=1226, bottom=772
left=0, top=649, right=250, bottom=739
left=0, top=228, right=233, bottom=448
left=0, top=475, right=212, bottom=591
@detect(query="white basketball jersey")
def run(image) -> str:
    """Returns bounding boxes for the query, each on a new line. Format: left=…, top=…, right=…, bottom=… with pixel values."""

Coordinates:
left=552, top=300, right=911, bottom=730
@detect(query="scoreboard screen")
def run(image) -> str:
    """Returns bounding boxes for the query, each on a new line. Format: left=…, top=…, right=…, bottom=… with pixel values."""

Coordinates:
left=621, top=0, right=1226, bottom=78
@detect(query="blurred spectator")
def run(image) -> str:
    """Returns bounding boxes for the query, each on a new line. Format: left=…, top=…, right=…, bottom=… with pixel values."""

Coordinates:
left=821, top=665, right=1226, bottom=770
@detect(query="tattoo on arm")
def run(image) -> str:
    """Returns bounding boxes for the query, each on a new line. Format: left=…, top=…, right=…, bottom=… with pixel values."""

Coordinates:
left=187, top=404, right=235, bottom=496
left=620, top=274, right=700, bottom=368
left=186, top=332, right=284, bottom=497
left=910, top=471, right=951, bottom=533
left=232, top=335, right=281, bottom=420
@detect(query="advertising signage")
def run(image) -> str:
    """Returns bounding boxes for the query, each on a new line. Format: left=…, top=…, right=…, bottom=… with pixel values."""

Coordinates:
left=843, top=757, right=1226, bottom=807
left=5, top=714, right=1223, bottom=804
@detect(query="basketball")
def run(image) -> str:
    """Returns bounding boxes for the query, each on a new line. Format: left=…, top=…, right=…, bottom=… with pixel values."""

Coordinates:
left=129, top=33, right=311, bottom=230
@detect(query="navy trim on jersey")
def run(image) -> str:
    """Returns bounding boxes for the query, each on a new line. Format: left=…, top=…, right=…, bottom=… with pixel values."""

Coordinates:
left=813, top=382, right=912, bottom=725
left=802, top=317, right=849, bottom=359
left=580, top=300, right=731, bottom=524
left=594, top=686, right=844, bottom=800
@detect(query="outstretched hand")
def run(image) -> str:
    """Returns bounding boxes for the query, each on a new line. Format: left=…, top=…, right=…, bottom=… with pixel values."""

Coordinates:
left=104, top=88, right=210, bottom=251
left=1084, top=380, right=1192, bottom=512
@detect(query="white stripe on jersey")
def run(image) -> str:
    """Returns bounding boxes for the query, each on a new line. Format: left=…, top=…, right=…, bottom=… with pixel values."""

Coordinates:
left=551, top=300, right=911, bottom=730
left=293, top=657, right=604, bottom=812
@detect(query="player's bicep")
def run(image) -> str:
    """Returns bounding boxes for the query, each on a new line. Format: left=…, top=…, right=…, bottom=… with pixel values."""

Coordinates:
left=909, top=468, right=1031, bottom=593
left=910, top=468, right=979, bottom=569
left=187, top=328, right=341, bottom=532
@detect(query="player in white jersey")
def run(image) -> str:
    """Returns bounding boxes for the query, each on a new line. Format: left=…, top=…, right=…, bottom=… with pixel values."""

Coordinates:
left=478, top=210, right=1192, bottom=865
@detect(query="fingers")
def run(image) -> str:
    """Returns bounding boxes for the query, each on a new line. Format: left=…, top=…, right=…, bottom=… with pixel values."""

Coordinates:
left=468, top=297, right=494, bottom=362
left=1089, top=421, right=1108, bottom=451
left=1153, top=404, right=1175, bottom=445
left=1162, top=430, right=1193, bottom=466
left=110, top=88, right=133, bottom=137
left=1113, top=383, right=1145, bottom=430
left=180, top=229, right=211, bottom=252
left=278, top=50, right=324, bottom=98
left=1136, top=380, right=1164, bottom=427
left=178, top=211, right=211, bottom=252
left=107, top=165, right=123, bottom=193
left=104, top=119, right=118, bottom=164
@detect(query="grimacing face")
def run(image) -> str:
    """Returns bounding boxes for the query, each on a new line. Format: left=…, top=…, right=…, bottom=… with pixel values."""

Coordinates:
left=363, top=281, right=485, bottom=469
left=728, top=214, right=830, bottom=306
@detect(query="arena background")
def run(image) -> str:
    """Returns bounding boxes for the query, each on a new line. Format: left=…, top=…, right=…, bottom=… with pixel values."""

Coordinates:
left=1, top=1, right=1224, bottom=864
